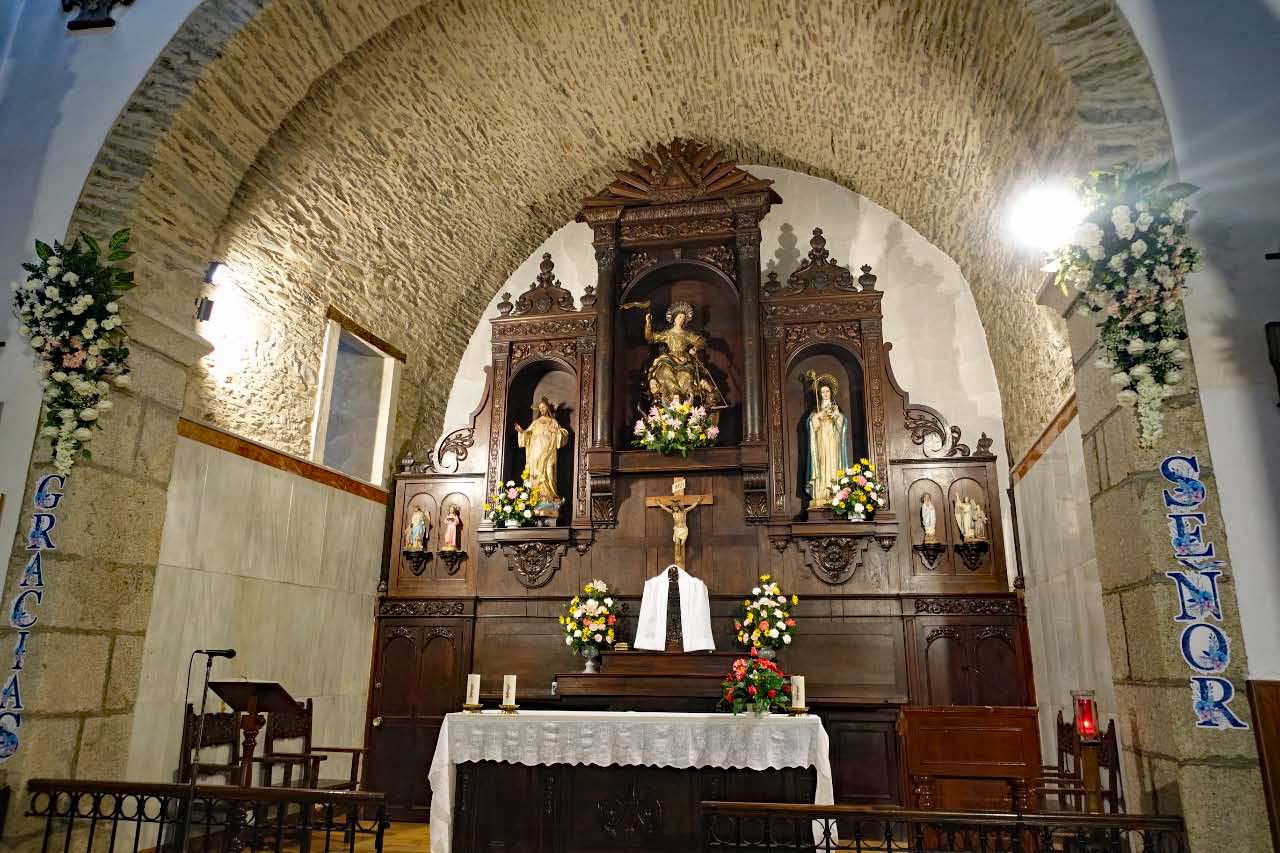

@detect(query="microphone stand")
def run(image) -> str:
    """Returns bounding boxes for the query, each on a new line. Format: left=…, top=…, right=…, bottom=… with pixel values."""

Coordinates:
left=180, top=653, right=216, bottom=853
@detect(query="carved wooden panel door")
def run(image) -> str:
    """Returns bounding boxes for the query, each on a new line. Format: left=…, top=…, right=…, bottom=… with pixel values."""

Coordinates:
left=365, top=619, right=471, bottom=820
left=917, top=621, right=1026, bottom=706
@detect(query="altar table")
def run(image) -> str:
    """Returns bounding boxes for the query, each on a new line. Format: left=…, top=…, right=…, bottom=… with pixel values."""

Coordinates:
left=427, top=709, right=834, bottom=853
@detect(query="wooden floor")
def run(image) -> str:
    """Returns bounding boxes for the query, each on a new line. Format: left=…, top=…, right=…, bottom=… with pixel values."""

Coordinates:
left=305, top=820, right=429, bottom=852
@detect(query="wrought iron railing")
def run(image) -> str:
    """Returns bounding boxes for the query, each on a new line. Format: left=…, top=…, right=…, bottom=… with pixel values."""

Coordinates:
left=703, top=801, right=1187, bottom=852
left=24, top=778, right=389, bottom=853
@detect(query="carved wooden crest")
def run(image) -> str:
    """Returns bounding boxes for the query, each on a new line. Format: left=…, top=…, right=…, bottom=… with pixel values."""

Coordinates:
left=501, top=541, right=568, bottom=589
left=765, top=228, right=867, bottom=297
left=798, top=536, right=870, bottom=585
left=582, top=139, right=777, bottom=209
left=498, top=254, right=577, bottom=317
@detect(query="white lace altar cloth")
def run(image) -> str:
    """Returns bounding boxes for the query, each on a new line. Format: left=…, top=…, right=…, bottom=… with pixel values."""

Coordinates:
left=427, top=709, right=835, bottom=853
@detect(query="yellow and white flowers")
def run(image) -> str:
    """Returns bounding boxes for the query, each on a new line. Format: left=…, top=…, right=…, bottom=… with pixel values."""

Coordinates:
left=735, top=574, right=798, bottom=652
left=484, top=469, right=541, bottom=527
left=828, top=459, right=885, bottom=521
left=11, top=230, right=136, bottom=474
left=561, top=579, right=618, bottom=652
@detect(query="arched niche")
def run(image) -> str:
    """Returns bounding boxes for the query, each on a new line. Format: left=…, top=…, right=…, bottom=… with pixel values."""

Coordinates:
left=615, top=260, right=742, bottom=446
left=784, top=342, right=868, bottom=517
left=503, top=359, right=577, bottom=521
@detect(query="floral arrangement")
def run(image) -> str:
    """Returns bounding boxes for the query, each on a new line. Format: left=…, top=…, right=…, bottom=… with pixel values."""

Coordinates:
left=1053, top=164, right=1200, bottom=448
left=735, top=574, right=798, bottom=652
left=560, top=579, right=618, bottom=653
left=632, top=399, right=719, bottom=457
left=827, top=459, right=884, bottom=521
left=721, top=652, right=792, bottom=716
left=11, top=230, right=135, bottom=474
left=484, top=470, right=541, bottom=527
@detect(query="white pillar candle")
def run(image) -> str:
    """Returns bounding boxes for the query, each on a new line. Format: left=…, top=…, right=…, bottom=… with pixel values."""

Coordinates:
left=465, top=673, right=481, bottom=706
left=791, top=675, right=806, bottom=709
left=502, top=674, right=517, bottom=706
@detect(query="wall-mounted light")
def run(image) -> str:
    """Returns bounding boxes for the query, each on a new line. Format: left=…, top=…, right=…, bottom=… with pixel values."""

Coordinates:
left=1008, top=183, right=1086, bottom=252
left=205, top=261, right=233, bottom=288
left=1267, top=322, right=1280, bottom=407
left=194, top=296, right=215, bottom=322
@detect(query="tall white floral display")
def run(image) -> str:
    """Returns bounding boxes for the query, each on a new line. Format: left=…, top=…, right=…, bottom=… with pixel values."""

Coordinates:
left=1053, top=166, right=1201, bottom=448
left=11, top=230, right=136, bottom=473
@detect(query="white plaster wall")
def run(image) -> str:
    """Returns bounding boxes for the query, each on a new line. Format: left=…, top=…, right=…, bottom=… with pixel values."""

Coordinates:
left=0, top=0, right=203, bottom=604
left=1015, top=418, right=1117, bottom=760
left=126, top=436, right=381, bottom=786
left=444, top=167, right=1016, bottom=574
left=1120, top=0, right=1280, bottom=678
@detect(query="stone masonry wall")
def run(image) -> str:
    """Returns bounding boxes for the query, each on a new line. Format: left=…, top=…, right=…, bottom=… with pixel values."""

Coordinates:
left=1052, top=286, right=1272, bottom=851
left=192, top=0, right=1105, bottom=460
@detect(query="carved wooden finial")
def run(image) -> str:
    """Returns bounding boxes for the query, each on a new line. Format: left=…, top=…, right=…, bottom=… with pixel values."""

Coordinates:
left=497, top=292, right=514, bottom=316
left=807, top=228, right=830, bottom=264
left=858, top=264, right=878, bottom=291
left=505, top=253, right=577, bottom=317
left=580, top=284, right=597, bottom=309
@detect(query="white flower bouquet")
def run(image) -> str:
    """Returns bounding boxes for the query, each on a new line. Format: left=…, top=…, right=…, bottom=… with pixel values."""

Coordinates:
left=11, top=230, right=136, bottom=473
left=828, top=459, right=885, bottom=521
left=1054, top=164, right=1200, bottom=448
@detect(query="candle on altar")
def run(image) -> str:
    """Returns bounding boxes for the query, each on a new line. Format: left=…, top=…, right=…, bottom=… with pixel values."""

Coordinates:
left=791, top=675, right=806, bottom=709
left=502, top=675, right=517, bottom=707
left=466, top=673, right=481, bottom=706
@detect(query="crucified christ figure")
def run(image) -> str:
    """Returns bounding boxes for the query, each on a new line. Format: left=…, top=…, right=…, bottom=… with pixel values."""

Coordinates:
left=655, top=495, right=704, bottom=568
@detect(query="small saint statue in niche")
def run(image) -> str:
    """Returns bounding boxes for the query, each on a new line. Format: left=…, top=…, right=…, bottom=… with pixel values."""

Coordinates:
left=641, top=301, right=726, bottom=410
left=953, top=496, right=989, bottom=543
left=920, top=494, right=938, bottom=543
left=804, top=371, right=850, bottom=508
left=440, top=504, right=462, bottom=551
left=404, top=505, right=430, bottom=552
left=514, top=397, right=569, bottom=520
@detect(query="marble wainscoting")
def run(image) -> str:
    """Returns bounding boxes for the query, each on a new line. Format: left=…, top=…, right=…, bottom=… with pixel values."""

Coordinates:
left=1014, top=417, right=1118, bottom=761
left=125, top=435, right=385, bottom=785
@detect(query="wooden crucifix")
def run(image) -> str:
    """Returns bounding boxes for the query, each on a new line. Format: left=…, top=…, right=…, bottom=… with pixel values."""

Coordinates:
left=645, top=479, right=714, bottom=569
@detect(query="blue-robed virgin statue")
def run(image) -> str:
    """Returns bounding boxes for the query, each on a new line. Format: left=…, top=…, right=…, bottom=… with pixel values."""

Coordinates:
left=805, top=371, right=850, bottom=508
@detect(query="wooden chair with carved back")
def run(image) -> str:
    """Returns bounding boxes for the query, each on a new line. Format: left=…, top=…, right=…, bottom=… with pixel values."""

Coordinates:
left=258, top=698, right=364, bottom=792
left=1035, top=709, right=1085, bottom=811
left=177, top=703, right=244, bottom=785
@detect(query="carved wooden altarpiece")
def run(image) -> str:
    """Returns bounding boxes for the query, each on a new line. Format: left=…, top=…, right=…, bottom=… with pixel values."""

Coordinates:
left=371, top=140, right=1032, bottom=822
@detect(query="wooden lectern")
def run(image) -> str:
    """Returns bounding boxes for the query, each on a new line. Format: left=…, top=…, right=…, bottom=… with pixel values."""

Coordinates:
left=209, top=681, right=299, bottom=787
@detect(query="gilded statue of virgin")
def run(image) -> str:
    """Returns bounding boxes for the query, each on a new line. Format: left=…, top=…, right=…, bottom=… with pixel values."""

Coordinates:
left=805, top=371, right=850, bottom=508
left=643, top=302, right=726, bottom=409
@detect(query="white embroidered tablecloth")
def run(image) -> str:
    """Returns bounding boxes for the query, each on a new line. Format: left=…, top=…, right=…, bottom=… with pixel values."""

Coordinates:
left=427, top=709, right=834, bottom=853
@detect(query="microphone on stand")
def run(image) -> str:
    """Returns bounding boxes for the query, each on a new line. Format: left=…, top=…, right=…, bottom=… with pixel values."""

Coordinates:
left=181, top=647, right=237, bottom=853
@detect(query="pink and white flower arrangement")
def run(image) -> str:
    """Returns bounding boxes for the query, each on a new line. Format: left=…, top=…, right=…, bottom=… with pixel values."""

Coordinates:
left=11, top=230, right=136, bottom=474
left=828, top=459, right=884, bottom=521
left=632, top=398, right=718, bottom=457
left=1054, top=164, right=1201, bottom=448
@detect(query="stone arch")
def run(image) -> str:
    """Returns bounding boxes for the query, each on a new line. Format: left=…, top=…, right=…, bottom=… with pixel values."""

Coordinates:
left=70, top=0, right=1171, bottom=461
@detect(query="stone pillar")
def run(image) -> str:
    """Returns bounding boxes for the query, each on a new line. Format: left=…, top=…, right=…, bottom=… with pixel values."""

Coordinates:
left=0, top=309, right=208, bottom=847
left=1043, top=283, right=1271, bottom=852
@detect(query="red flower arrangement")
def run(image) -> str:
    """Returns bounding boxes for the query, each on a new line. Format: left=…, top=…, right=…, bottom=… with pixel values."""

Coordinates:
left=720, top=651, right=793, bottom=716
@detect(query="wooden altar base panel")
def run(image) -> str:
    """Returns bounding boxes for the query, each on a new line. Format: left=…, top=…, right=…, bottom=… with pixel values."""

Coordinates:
left=453, top=761, right=815, bottom=853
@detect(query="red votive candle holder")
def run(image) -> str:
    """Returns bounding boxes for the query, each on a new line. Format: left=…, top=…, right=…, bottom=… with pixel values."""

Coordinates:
left=1072, top=689, right=1100, bottom=742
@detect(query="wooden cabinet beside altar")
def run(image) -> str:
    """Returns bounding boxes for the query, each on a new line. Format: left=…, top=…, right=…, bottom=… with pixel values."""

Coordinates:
left=365, top=602, right=473, bottom=820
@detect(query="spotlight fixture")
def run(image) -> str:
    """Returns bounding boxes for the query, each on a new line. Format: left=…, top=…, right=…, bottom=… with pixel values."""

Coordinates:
left=204, top=261, right=233, bottom=288
left=1008, top=183, right=1087, bottom=252
left=1267, top=322, right=1280, bottom=407
left=194, top=295, right=215, bottom=322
